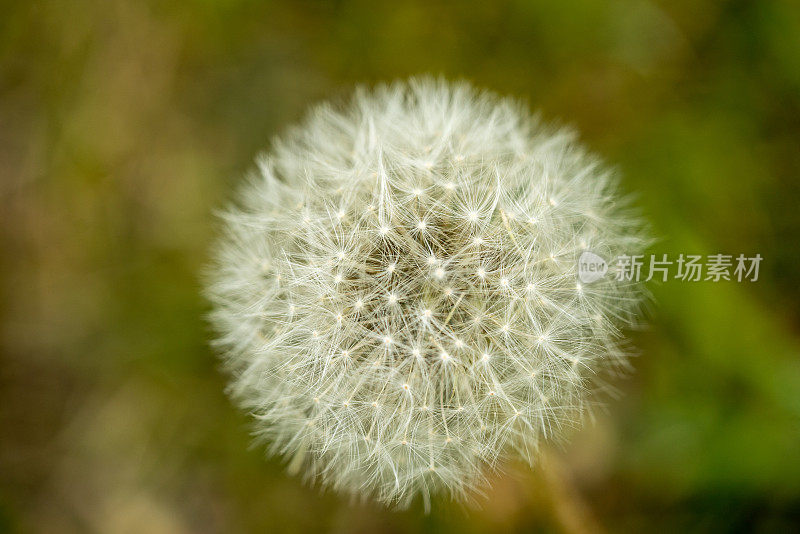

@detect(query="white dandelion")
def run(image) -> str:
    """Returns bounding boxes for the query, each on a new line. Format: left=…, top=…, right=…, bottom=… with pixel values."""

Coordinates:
left=206, top=77, right=648, bottom=509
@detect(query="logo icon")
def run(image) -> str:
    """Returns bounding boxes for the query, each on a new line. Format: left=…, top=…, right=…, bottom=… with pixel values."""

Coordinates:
left=578, top=251, right=607, bottom=283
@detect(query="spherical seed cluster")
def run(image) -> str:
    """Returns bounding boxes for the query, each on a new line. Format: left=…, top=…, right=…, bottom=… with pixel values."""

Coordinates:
left=207, top=78, right=647, bottom=508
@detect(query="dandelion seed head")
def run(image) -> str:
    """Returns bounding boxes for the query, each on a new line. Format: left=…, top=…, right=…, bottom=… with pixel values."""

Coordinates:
left=206, top=77, right=648, bottom=508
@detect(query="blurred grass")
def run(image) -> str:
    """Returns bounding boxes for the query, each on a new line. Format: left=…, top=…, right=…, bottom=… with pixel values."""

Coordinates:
left=2, top=0, right=800, bottom=532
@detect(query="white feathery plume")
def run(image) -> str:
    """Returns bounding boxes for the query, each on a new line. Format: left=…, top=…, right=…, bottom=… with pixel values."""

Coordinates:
left=206, top=77, right=647, bottom=509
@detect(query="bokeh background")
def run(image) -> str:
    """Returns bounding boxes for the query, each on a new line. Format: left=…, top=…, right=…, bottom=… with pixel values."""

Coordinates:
left=2, top=0, right=800, bottom=532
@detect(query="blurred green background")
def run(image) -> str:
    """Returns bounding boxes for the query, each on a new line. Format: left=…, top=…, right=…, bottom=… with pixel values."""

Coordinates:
left=2, top=0, right=799, bottom=532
